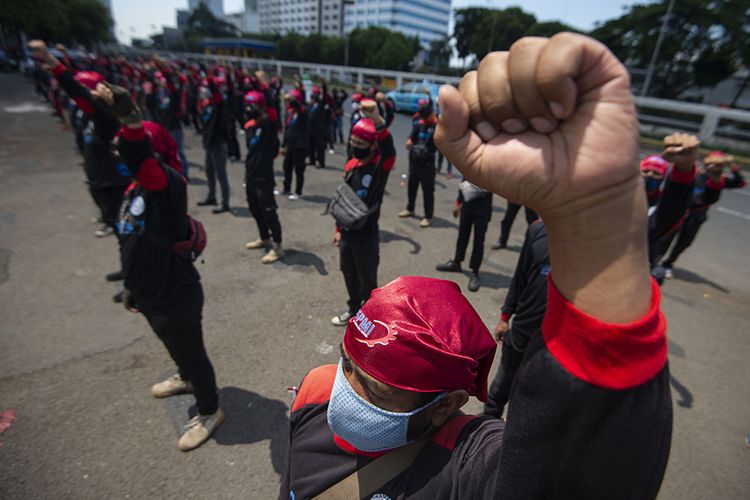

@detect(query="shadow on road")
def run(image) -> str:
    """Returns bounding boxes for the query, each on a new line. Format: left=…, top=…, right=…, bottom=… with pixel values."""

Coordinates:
left=279, top=249, right=328, bottom=275
left=301, top=194, right=330, bottom=205
left=672, top=268, right=729, bottom=293
left=380, top=230, right=421, bottom=255
left=428, top=217, right=458, bottom=229
left=213, top=386, right=290, bottom=475
left=669, top=375, right=693, bottom=409
left=475, top=270, right=512, bottom=290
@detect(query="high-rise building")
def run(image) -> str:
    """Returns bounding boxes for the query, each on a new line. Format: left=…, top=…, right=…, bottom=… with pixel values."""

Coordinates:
left=224, top=0, right=260, bottom=33
left=189, top=0, right=225, bottom=18
left=258, top=0, right=346, bottom=37
left=344, top=0, right=450, bottom=45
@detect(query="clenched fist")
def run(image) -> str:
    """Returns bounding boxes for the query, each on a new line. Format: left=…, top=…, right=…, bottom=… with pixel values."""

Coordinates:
left=436, top=33, right=651, bottom=323
left=662, top=133, right=700, bottom=171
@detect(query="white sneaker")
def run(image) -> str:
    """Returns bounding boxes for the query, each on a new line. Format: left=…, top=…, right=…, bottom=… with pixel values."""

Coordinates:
left=246, top=238, right=271, bottom=249
left=177, top=408, right=224, bottom=451
left=328, top=148, right=335, bottom=154
left=273, top=189, right=280, bottom=196
left=151, top=374, right=194, bottom=398
left=95, top=225, right=114, bottom=237
left=288, top=194, right=300, bottom=200
left=419, top=218, right=432, bottom=227
left=331, top=311, right=353, bottom=326
left=261, top=243, right=283, bottom=263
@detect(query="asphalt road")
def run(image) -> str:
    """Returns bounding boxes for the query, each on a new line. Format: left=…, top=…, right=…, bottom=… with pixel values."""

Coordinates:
left=1, top=72, right=749, bottom=499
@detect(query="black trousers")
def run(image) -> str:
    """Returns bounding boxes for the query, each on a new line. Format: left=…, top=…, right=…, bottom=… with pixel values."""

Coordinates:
left=340, top=236, right=379, bottom=314
left=407, top=160, right=436, bottom=219
left=283, top=147, right=307, bottom=195
left=90, top=186, right=125, bottom=229
left=499, top=201, right=538, bottom=244
left=455, top=196, right=492, bottom=272
left=484, top=336, right=525, bottom=418
left=308, top=131, right=326, bottom=167
left=246, top=178, right=282, bottom=243
left=142, top=286, right=219, bottom=416
left=662, top=211, right=706, bottom=267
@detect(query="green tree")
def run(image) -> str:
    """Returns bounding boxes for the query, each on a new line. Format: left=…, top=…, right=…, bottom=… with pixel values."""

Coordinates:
left=186, top=3, right=238, bottom=38
left=454, top=7, right=537, bottom=63
left=428, top=35, right=452, bottom=69
left=0, top=0, right=111, bottom=45
left=590, top=0, right=749, bottom=99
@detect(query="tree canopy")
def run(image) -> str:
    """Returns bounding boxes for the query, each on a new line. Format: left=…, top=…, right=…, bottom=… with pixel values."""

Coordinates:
left=0, top=0, right=112, bottom=46
left=590, top=0, right=750, bottom=98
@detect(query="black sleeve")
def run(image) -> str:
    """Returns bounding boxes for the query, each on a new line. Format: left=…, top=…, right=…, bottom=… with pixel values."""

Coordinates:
left=56, top=68, right=120, bottom=141
left=502, top=224, right=536, bottom=316
left=648, top=171, right=693, bottom=244
left=725, top=168, right=745, bottom=189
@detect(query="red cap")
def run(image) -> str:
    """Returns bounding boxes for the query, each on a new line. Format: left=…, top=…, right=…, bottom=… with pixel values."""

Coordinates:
left=244, top=90, right=265, bottom=107
left=343, top=276, right=497, bottom=401
left=312, top=85, right=321, bottom=95
left=640, top=155, right=668, bottom=176
left=351, top=92, right=363, bottom=103
left=73, top=71, right=105, bottom=90
left=417, top=97, right=430, bottom=108
left=351, top=118, right=377, bottom=143
left=287, top=89, right=304, bottom=102
left=141, top=121, right=182, bottom=174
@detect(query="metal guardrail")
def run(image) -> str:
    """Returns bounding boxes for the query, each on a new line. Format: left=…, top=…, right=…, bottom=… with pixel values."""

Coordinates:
left=129, top=49, right=750, bottom=152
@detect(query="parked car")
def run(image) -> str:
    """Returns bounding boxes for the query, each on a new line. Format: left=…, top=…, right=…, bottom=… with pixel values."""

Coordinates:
left=386, top=81, right=440, bottom=113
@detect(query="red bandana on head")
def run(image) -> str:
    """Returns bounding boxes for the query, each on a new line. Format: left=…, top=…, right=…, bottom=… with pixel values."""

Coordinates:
left=343, top=276, right=497, bottom=401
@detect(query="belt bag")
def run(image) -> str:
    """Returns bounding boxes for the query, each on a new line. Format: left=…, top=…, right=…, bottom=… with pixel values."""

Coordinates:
left=327, top=182, right=379, bottom=231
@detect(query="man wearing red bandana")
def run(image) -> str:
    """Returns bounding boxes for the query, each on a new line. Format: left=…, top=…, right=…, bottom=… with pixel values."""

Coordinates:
left=282, top=33, right=672, bottom=499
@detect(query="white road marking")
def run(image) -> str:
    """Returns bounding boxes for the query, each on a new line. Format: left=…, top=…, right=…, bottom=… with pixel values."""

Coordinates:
left=3, top=102, right=49, bottom=113
left=716, top=206, right=750, bottom=221
left=729, top=189, right=750, bottom=198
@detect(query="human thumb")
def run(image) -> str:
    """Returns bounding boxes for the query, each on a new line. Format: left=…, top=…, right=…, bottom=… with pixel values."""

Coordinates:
left=435, top=85, right=485, bottom=184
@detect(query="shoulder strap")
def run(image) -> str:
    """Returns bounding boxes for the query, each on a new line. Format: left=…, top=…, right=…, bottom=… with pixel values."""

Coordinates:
left=314, top=414, right=478, bottom=500
left=313, top=438, right=428, bottom=500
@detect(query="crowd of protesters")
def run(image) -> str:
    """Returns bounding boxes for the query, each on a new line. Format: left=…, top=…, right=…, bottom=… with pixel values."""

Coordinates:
left=26, top=31, right=746, bottom=498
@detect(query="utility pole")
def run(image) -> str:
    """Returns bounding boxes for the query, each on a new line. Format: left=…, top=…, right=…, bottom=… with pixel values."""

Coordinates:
left=641, top=0, right=676, bottom=97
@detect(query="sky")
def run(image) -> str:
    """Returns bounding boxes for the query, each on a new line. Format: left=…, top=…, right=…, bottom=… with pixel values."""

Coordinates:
left=112, top=0, right=645, bottom=45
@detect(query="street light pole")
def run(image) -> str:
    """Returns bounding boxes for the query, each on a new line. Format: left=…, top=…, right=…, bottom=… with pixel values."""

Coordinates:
left=641, top=0, right=676, bottom=97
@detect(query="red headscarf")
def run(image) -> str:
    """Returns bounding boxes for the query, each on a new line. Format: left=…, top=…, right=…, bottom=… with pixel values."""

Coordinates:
left=343, top=276, right=497, bottom=401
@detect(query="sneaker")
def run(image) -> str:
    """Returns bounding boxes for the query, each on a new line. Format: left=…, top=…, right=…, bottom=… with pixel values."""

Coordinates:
left=663, top=266, right=674, bottom=279
left=151, top=374, right=194, bottom=398
left=261, top=243, right=283, bottom=264
left=196, top=197, right=217, bottom=206
left=419, top=218, right=431, bottom=227
left=468, top=271, right=481, bottom=292
left=212, top=205, right=230, bottom=214
left=491, top=241, right=508, bottom=250
left=95, top=225, right=113, bottom=238
left=177, top=407, right=225, bottom=452
left=446, top=172, right=453, bottom=179
left=105, top=270, right=124, bottom=282
left=273, top=189, right=281, bottom=196
left=288, top=194, right=300, bottom=200
left=328, top=148, right=335, bottom=155
left=112, top=290, right=124, bottom=303
left=91, top=216, right=102, bottom=224
left=331, top=311, right=353, bottom=326
left=398, top=209, right=413, bottom=218
left=245, top=238, right=271, bottom=250
left=436, top=260, right=462, bottom=273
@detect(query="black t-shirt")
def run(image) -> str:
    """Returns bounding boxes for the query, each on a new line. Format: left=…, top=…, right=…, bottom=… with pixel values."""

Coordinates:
left=117, top=165, right=199, bottom=312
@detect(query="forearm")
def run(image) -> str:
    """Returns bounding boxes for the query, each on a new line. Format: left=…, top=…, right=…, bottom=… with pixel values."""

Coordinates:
left=545, top=177, right=652, bottom=324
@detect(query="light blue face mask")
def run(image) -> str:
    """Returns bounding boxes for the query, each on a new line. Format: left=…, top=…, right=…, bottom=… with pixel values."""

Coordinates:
left=327, top=359, right=446, bottom=452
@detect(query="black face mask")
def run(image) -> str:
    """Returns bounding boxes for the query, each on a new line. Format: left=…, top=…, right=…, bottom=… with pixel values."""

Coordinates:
left=419, top=107, right=431, bottom=119
left=288, top=99, right=300, bottom=110
left=643, top=176, right=661, bottom=192
left=352, top=146, right=371, bottom=159
left=245, top=106, right=260, bottom=119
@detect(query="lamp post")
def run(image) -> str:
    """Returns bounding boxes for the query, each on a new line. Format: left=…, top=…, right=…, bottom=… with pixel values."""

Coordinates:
left=641, top=0, right=676, bottom=97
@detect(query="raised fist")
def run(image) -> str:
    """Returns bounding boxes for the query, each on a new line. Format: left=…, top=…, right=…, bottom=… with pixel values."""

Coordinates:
left=435, top=33, right=641, bottom=223
left=662, top=133, right=700, bottom=171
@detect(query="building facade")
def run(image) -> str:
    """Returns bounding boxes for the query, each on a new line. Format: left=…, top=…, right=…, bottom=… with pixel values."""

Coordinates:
left=344, top=0, right=450, bottom=44
left=188, top=0, right=225, bottom=18
left=258, top=0, right=346, bottom=36
left=225, top=0, right=261, bottom=33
